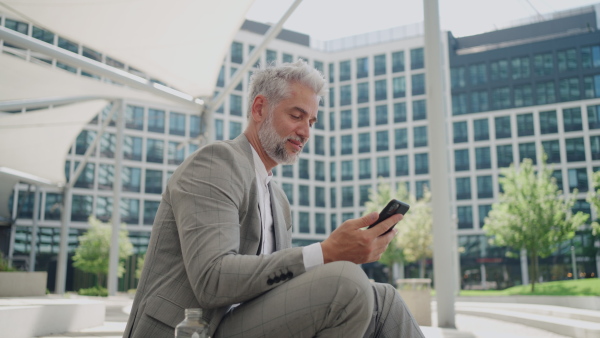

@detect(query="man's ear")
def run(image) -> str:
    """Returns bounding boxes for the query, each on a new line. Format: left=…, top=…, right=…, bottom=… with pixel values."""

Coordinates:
left=251, top=95, right=268, bottom=122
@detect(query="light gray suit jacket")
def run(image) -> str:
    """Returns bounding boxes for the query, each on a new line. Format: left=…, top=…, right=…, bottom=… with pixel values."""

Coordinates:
left=124, top=134, right=306, bottom=338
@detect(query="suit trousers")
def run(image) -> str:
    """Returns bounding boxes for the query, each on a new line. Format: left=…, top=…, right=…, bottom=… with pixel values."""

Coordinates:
left=214, top=261, right=425, bottom=338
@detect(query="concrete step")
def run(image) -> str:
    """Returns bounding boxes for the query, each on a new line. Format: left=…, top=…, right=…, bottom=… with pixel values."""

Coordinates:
left=0, top=296, right=105, bottom=338
left=456, top=302, right=600, bottom=338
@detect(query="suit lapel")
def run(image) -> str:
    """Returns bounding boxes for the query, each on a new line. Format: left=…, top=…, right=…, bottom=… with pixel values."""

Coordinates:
left=268, top=183, right=286, bottom=251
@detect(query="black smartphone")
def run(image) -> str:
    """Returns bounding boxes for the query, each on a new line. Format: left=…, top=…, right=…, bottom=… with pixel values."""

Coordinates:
left=367, top=199, right=410, bottom=234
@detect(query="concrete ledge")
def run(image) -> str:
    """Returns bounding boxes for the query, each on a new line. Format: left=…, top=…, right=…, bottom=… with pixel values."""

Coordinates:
left=0, top=297, right=105, bottom=338
left=457, top=295, right=600, bottom=311
left=0, top=271, right=47, bottom=297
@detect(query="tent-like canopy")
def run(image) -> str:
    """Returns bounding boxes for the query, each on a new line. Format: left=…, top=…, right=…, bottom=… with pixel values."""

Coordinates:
left=0, top=0, right=254, bottom=97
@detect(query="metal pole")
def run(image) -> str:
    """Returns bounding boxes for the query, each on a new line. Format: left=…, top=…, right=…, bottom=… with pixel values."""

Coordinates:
left=28, top=185, right=40, bottom=272
left=571, top=246, right=577, bottom=280
left=520, top=248, right=529, bottom=285
left=108, top=100, right=124, bottom=296
left=55, top=186, right=72, bottom=293
left=423, top=0, right=455, bottom=328
left=8, top=188, right=19, bottom=268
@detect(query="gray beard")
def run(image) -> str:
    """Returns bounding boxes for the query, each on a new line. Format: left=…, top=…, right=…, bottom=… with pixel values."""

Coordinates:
left=258, top=113, right=302, bottom=165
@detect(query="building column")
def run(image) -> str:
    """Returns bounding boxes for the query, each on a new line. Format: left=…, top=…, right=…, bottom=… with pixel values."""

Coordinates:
left=520, top=248, right=529, bottom=285
left=28, top=185, right=40, bottom=272
left=55, top=186, right=72, bottom=294
left=108, top=100, right=124, bottom=296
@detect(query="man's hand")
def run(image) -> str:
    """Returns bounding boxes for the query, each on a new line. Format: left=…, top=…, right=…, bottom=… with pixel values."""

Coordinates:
left=320, top=212, right=402, bottom=265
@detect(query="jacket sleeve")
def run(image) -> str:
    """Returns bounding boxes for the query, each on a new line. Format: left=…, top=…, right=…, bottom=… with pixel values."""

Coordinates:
left=167, top=142, right=306, bottom=309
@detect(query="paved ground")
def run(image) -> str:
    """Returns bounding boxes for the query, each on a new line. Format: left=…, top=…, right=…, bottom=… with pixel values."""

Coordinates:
left=39, top=295, right=571, bottom=338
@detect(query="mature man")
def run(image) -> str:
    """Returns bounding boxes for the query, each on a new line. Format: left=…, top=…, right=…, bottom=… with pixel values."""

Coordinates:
left=124, top=60, right=424, bottom=338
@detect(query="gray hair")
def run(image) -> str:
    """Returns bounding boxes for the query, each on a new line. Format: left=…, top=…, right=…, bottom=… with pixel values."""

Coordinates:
left=247, top=60, right=327, bottom=118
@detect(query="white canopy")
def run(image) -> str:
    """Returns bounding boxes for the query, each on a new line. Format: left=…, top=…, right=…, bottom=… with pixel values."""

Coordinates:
left=1, top=0, right=254, bottom=97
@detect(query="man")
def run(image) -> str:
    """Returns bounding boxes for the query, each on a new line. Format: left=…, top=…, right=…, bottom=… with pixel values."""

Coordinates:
left=124, top=60, right=424, bottom=338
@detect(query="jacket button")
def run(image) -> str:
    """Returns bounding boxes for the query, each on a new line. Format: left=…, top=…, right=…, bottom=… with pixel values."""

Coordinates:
left=287, top=272, right=294, bottom=279
left=274, top=276, right=281, bottom=283
left=280, top=274, right=287, bottom=281
left=267, top=278, right=274, bottom=285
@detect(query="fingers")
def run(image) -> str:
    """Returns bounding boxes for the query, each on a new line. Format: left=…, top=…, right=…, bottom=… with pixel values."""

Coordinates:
left=347, top=212, right=378, bottom=229
left=371, top=213, right=403, bottom=237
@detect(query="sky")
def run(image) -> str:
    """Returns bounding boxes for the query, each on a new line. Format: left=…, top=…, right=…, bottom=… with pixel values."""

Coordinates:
left=245, top=0, right=600, bottom=41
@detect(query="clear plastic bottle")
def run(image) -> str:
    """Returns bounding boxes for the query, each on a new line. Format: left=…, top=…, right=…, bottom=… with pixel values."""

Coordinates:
left=174, top=308, right=209, bottom=338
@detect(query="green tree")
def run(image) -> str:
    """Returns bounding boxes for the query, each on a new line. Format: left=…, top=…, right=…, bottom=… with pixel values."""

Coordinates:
left=363, top=180, right=433, bottom=281
left=587, top=171, right=600, bottom=236
left=72, top=216, right=133, bottom=288
left=483, top=156, right=588, bottom=292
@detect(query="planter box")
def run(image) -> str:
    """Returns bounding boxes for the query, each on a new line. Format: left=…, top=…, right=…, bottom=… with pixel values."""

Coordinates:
left=0, top=271, right=47, bottom=297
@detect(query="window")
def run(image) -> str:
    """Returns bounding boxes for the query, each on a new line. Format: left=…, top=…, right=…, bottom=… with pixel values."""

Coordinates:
left=358, top=133, right=371, bottom=153
left=315, top=135, right=325, bottom=155
left=231, top=42, right=243, bottom=64
left=451, top=67, right=466, bottom=89
left=377, top=157, right=390, bottom=178
left=553, top=170, right=564, bottom=191
left=75, top=130, right=96, bottom=155
left=359, top=158, right=371, bottom=179
left=412, top=100, right=427, bottom=121
left=416, top=180, right=430, bottom=200
left=340, top=110, right=352, bottom=129
left=356, top=57, right=369, bottom=78
left=341, top=160, right=353, bottom=181
left=471, top=90, right=489, bottom=113
left=411, top=74, right=425, bottom=96
left=376, top=131, right=389, bottom=151
left=190, top=115, right=201, bottom=138
left=360, top=185, right=371, bottom=205
left=473, top=118, right=489, bottom=141
left=216, top=66, right=225, bottom=87
left=542, top=140, right=561, bottom=163
left=511, top=56, right=530, bottom=79
left=266, top=49, right=277, bottom=63
left=229, top=95, right=243, bottom=116
left=495, top=116, right=511, bottom=139
left=496, top=144, right=513, bottom=168
left=491, top=87, right=510, bottom=110
left=299, top=159, right=310, bottom=179
left=392, top=76, right=406, bottom=98
left=330, top=188, right=337, bottom=208
left=98, top=164, right=114, bottom=190
left=519, top=142, right=537, bottom=164
left=539, top=110, right=558, bottom=134
left=477, top=176, right=493, bottom=198
left=329, top=162, right=337, bottom=182
left=143, top=200, right=160, bottom=225
left=568, top=168, right=588, bottom=193
left=315, top=161, right=325, bottom=181
left=340, top=85, right=352, bottom=106
left=582, top=44, right=600, bottom=69
left=339, top=60, right=351, bottom=81
left=583, top=75, right=600, bottom=99
left=148, top=109, right=165, bottom=133
left=452, top=93, right=467, bottom=115
left=329, top=111, right=336, bottom=130
left=559, top=77, right=580, bottom=101
left=478, top=205, right=492, bottom=227
left=121, top=167, right=141, bottom=193
left=282, top=165, right=293, bottom=178
left=514, top=84, right=533, bottom=107
left=328, top=63, right=335, bottom=83
left=375, top=105, right=388, bottom=125
left=394, top=102, right=407, bottom=123
left=357, top=82, right=369, bottom=103
left=315, top=213, right=326, bottom=234
left=563, top=107, right=582, bottom=132
left=99, top=133, right=115, bottom=158
left=396, top=155, right=409, bottom=176
left=414, top=153, right=429, bottom=174
left=469, top=63, right=487, bottom=85
left=145, top=170, right=163, bottom=194
left=299, top=186, right=310, bottom=206
left=315, top=187, right=326, bottom=207
left=533, top=52, right=553, bottom=76
left=454, top=149, right=469, bottom=171
left=457, top=206, right=473, bottom=229
left=169, top=112, right=186, bottom=136
left=229, top=121, right=242, bottom=140
left=392, top=51, right=405, bottom=72
left=453, top=121, right=468, bottom=143
left=329, top=90, right=335, bottom=108
left=315, top=110, right=325, bottom=130
left=342, top=186, right=354, bottom=207
left=282, top=183, right=293, bottom=204
left=413, top=126, right=427, bottom=148
left=298, top=212, right=309, bottom=233
left=71, top=195, right=93, bottom=222
left=490, top=59, right=509, bottom=81
left=168, top=142, right=185, bottom=165
left=314, top=60, right=324, bottom=74
left=456, top=177, right=472, bottom=200
left=44, top=193, right=62, bottom=221
left=358, top=107, right=370, bottom=127
left=126, top=105, right=144, bottom=130
left=374, top=54, right=386, bottom=75
left=587, top=104, right=600, bottom=129
left=282, top=53, right=293, bottom=63
left=395, top=128, right=408, bottom=149
left=410, top=48, right=424, bottom=70
left=536, top=81, right=556, bottom=105
left=565, top=138, right=585, bottom=162
left=215, top=119, right=224, bottom=140
left=591, top=136, right=600, bottom=160
left=74, top=163, right=95, bottom=189
left=475, top=147, right=491, bottom=169
left=557, top=48, right=577, bottom=73
left=341, top=135, right=353, bottom=155
left=329, top=136, right=336, bottom=156
left=146, top=139, right=164, bottom=163
left=517, top=113, right=534, bottom=136
left=375, top=80, right=387, bottom=101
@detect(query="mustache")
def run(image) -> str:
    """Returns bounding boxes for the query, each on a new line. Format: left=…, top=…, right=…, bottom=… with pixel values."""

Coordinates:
left=286, top=135, right=307, bottom=146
